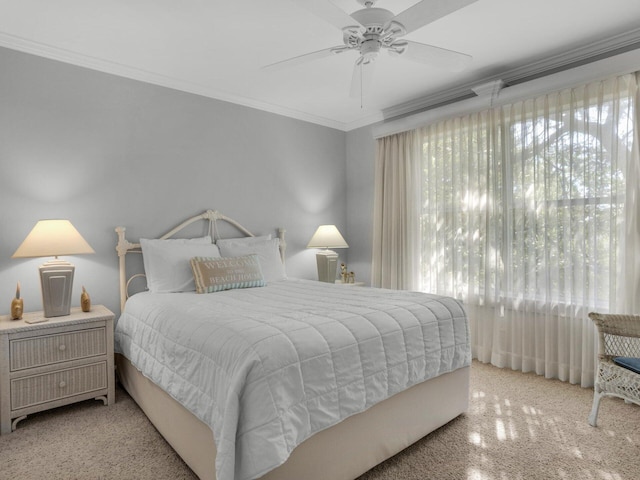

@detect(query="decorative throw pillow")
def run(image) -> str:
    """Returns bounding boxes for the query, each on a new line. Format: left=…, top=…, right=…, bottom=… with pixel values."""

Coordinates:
left=140, top=237, right=220, bottom=293
left=191, top=254, right=266, bottom=293
left=217, top=236, right=286, bottom=282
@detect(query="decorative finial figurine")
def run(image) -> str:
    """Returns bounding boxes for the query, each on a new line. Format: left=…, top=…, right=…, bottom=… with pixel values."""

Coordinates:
left=341, top=263, right=347, bottom=283
left=81, top=286, right=91, bottom=312
left=11, top=282, right=24, bottom=320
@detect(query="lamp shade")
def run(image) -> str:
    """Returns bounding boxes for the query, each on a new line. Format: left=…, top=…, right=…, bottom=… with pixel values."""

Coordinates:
left=306, top=225, right=349, bottom=249
left=12, top=219, right=95, bottom=258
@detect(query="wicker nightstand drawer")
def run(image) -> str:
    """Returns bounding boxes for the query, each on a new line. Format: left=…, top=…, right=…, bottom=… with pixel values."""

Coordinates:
left=10, top=362, right=107, bottom=410
left=9, top=327, right=106, bottom=371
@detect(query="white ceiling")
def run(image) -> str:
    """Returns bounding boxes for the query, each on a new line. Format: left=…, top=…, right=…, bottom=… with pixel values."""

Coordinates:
left=1, top=0, right=640, bottom=131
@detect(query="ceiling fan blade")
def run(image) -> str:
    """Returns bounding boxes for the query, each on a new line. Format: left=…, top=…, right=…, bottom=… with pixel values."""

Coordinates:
left=391, top=0, right=478, bottom=35
left=349, top=58, right=375, bottom=100
left=262, top=46, right=348, bottom=72
left=394, top=40, right=472, bottom=72
left=294, top=0, right=363, bottom=31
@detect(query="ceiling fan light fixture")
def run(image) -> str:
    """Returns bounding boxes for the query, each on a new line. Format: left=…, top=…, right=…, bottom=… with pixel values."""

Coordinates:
left=360, top=38, right=381, bottom=58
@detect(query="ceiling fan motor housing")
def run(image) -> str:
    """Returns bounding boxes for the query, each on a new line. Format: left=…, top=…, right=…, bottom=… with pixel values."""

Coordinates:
left=350, top=7, right=395, bottom=28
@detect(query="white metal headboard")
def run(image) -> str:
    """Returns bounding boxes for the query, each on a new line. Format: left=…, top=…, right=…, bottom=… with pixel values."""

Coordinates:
left=115, top=209, right=286, bottom=313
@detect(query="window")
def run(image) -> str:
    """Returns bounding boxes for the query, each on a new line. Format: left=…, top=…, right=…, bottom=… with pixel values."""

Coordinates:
left=419, top=83, right=633, bottom=314
left=404, top=74, right=637, bottom=385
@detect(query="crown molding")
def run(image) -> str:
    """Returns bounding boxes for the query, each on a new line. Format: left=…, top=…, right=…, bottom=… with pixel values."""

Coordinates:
left=374, top=47, right=640, bottom=139
left=343, top=111, right=385, bottom=131
left=0, top=33, right=349, bottom=132
left=381, top=27, right=640, bottom=122
left=2, top=26, right=640, bottom=133
left=502, top=26, right=640, bottom=84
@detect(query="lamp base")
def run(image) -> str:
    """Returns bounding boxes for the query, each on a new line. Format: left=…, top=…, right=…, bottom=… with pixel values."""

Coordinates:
left=316, top=250, right=339, bottom=283
left=40, top=260, right=75, bottom=318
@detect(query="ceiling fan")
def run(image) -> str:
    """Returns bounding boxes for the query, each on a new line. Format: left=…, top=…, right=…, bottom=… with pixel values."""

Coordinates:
left=263, top=0, right=478, bottom=98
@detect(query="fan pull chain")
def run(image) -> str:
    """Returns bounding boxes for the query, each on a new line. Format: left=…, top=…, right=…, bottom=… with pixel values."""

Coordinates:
left=360, top=63, right=364, bottom=109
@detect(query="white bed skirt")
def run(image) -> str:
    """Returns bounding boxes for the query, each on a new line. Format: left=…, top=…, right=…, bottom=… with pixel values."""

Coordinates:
left=116, top=354, right=470, bottom=480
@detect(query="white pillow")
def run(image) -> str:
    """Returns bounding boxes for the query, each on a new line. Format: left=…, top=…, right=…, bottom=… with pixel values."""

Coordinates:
left=140, top=237, right=221, bottom=293
left=217, top=236, right=286, bottom=282
left=217, top=234, right=271, bottom=245
left=141, top=236, right=212, bottom=245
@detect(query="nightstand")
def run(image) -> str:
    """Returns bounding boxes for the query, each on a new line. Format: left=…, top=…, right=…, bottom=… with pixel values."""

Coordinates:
left=0, top=305, right=115, bottom=434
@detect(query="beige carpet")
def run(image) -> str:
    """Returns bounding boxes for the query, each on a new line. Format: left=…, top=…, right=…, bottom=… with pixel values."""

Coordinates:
left=1, top=361, right=638, bottom=479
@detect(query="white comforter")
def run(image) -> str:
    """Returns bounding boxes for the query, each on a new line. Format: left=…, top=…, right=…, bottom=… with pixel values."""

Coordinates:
left=115, top=279, right=470, bottom=480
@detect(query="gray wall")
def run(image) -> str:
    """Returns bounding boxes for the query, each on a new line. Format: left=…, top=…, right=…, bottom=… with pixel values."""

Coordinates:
left=0, top=47, right=352, bottom=316
left=345, top=125, right=376, bottom=286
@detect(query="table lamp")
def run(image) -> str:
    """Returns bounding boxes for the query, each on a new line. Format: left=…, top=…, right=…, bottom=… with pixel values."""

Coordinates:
left=12, top=219, right=95, bottom=319
left=307, top=225, right=349, bottom=283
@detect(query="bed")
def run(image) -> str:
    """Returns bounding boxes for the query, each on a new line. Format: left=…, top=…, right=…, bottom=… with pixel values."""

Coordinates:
left=114, top=209, right=471, bottom=480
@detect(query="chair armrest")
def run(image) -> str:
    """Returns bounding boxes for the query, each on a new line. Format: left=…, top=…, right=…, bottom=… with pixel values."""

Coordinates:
left=589, top=312, right=640, bottom=359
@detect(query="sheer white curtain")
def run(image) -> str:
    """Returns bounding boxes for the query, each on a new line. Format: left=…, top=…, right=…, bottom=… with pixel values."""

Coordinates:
left=620, top=72, right=640, bottom=314
left=371, top=130, right=421, bottom=290
left=373, top=73, right=639, bottom=386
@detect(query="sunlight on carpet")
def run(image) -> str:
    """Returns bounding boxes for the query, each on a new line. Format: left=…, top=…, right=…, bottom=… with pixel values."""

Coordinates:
left=359, top=361, right=640, bottom=480
left=1, top=361, right=638, bottom=479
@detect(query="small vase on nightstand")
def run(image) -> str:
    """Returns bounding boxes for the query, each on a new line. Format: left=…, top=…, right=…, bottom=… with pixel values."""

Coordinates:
left=81, top=286, right=91, bottom=312
left=10, top=282, right=23, bottom=320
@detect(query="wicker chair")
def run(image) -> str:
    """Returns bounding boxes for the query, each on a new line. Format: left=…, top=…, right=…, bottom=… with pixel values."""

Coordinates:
left=588, top=312, right=640, bottom=426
